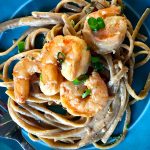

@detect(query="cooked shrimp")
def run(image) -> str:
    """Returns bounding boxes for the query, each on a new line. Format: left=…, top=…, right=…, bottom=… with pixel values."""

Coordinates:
left=60, top=72, right=109, bottom=117
left=40, top=35, right=90, bottom=95
left=83, top=5, right=127, bottom=54
left=13, top=57, right=41, bottom=103
left=40, top=63, right=64, bottom=96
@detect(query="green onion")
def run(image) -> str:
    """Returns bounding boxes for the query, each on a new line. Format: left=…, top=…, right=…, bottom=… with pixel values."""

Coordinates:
left=82, top=89, right=91, bottom=99
left=73, top=79, right=80, bottom=85
left=126, top=124, right=129, bottom=129
left=88, top=17, right=105, bottom=31
left=97, top=17, right=105, bottom=29
left=40, top=74, right=42, bottom=81
left=18, top=41, right=25, bottom=53
left=88, top=17, right=98, bottom=31
left=73, top=74, right=88, bottom=85
left=91, top=56, right=100, bottom=63
left=57, top=52, right=65, bottom=64
left=91, top=56, right=103, bottom=71
left=93, top=63, right=103, bottom=71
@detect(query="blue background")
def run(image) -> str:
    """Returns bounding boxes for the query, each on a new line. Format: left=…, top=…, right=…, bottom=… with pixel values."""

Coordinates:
left=0, top=0, right=150, bottom=150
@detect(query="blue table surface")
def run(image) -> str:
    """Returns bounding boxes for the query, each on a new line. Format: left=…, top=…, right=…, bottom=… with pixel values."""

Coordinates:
left=0, top=0, right=150, bottom=150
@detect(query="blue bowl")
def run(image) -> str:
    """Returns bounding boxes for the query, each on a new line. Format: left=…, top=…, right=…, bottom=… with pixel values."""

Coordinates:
left=0, top=0, right=150, bottom=150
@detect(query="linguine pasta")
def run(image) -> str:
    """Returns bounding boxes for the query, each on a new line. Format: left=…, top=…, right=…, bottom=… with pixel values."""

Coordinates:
left=0, top=0, right=150, bottom=149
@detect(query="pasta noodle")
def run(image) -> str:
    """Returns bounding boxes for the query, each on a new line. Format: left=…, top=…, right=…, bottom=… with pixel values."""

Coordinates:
left=0, top=0, right=150, bottom=149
